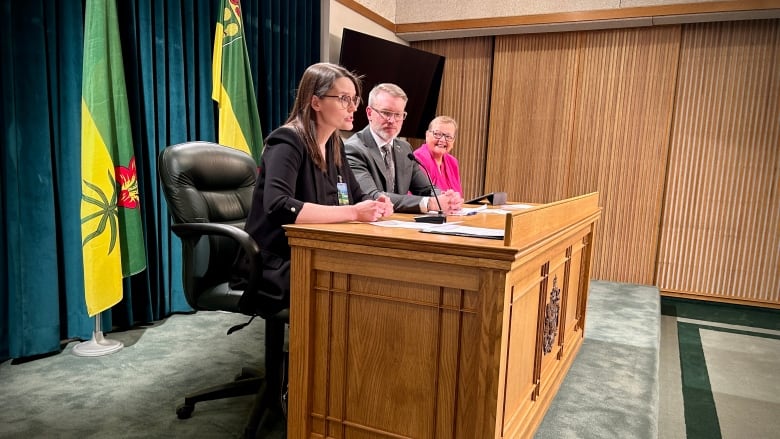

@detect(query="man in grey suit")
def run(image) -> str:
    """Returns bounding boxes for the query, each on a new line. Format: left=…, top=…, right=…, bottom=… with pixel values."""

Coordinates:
left=345, top=83, right=463, bottom=214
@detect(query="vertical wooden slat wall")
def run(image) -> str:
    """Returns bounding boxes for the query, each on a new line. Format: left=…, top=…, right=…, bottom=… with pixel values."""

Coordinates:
left=409, top=18, right=779, bottom=306
left=486, top=28, right=679, bottom=284
left=486, top=33, right=579, bottom=203
left=657, top=20, right=780, bottom=305
left=570, top=26, right=681, bottom=284
left=410, top=37, right=493, bottom=200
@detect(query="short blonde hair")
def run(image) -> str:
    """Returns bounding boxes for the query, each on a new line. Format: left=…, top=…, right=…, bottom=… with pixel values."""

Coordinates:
left=428, top=115, right=458, bottom=132
left=368, top=83, right=408, bottom=106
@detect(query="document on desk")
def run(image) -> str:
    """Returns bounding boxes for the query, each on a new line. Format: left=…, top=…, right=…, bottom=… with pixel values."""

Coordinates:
left=481, top=204, right=535, bottom=215
left=420, top=223, right=504, bottom=240
left=370, top=220, right=439, bottom=229
left=450, top=204, right=488, bottom=216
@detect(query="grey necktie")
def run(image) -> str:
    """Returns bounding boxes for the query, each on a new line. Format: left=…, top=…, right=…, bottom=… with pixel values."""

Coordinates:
left=381, top=144, right=395, bottom=192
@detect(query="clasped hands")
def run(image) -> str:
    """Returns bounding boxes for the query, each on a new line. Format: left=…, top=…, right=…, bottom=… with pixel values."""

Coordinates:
left=427, top=189, right=463, bottom=215
left=353, top=194, right=394, bottom=222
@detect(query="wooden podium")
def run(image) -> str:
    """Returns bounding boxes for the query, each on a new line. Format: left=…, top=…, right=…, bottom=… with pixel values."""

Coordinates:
left=285, top=193, right=601, bottom=438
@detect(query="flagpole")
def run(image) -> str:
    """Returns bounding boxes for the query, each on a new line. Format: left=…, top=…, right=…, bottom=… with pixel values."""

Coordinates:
left=80, top=0, right=146, bottom=351
left=72, top=311, right=123, bottom=357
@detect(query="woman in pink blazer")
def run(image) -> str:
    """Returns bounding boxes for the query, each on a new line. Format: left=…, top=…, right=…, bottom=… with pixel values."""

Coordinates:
left=412, top=116, right=462, bottom=197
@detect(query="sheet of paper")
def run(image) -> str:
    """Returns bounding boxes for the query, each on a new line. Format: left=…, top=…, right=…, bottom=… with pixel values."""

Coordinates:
left=450, top=204, right=488, bottom=216
left=370, top=220, right=461, bottom=229
left=420, top=223, right=504, bottom=239
left=482, top=204, right=534, bottom=214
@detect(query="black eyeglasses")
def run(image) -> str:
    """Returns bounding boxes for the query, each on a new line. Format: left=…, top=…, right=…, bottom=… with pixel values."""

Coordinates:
left=369, top=106, right=408, bottom=121
left=428, top=130, right=455, bottom=142
left=322, top=95, right=361, bottom=109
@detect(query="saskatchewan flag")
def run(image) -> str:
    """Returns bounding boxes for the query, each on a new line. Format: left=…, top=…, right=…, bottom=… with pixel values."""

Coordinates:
left=212, top=0, right=263, bottom=163
left=80, top=0, right=146, bottom=317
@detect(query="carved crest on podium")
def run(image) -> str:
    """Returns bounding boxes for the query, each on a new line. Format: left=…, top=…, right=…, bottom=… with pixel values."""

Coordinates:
left=543, top=276, right=561, bottom=354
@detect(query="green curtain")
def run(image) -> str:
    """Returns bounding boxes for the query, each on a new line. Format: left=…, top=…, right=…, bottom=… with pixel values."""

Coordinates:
left=0, top=0, right=319, bottom=361
left=249, top=0, right=320, bottom=132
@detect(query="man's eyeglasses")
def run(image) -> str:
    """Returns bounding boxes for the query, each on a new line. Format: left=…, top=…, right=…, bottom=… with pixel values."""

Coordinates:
left=369, top=106, right=408, bottom=121
left=322, top=94, right=361, bottom=109
left=428, top=130, right=455, bottom=142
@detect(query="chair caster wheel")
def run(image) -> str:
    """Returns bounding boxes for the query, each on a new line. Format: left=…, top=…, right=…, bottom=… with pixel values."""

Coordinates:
left=176, top=404, right=194, bottom=419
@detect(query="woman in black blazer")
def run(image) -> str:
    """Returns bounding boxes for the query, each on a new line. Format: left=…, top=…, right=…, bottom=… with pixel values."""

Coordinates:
left=244, top=62, right=393, bottom=307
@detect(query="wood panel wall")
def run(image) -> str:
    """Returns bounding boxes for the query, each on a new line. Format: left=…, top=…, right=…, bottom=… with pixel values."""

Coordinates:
left=487, top=32, right=579, bottom=203
left=409, top=37, right=493, bottom=200
left=409, top=18, right=780, bottom=306
left=657, top=20, right=780, bottom=305
left=570, top=27, right=681, bottom=284
left=485, top=27, right=680, bottom=284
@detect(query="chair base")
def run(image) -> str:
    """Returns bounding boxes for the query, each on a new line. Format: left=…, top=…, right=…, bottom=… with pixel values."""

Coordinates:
left=175, top=365, right=285, bottom=438
left=175, top=314, right=289, bottom=437
left=244, top=380, right=287, bottom=438
left=176, top=367, right=264, bottom=419
left=247, top=403, right=286, bottom=439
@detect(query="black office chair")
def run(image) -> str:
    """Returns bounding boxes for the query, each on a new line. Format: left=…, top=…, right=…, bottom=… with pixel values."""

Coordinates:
left=158, top=141, right=287, bottom=437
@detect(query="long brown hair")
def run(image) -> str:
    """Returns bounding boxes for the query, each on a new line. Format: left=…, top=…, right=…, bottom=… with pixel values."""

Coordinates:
left=285, top=62, right=362, bottom=170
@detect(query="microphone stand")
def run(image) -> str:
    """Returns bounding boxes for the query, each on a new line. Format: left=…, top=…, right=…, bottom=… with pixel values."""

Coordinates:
left=407, top=153, right=447, bottom=224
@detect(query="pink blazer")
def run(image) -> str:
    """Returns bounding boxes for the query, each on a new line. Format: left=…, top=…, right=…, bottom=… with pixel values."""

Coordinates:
left=413, top=144, right=462, bottom=196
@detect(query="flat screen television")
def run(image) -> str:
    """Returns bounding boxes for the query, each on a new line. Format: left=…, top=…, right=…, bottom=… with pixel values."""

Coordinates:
left=338, top=28, right=445, bottom=139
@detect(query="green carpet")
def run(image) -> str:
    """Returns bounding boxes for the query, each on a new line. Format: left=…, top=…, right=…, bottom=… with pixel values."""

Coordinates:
left=536, top=281, right=661, bottom=439
left=0, top=311, right=266, bottom=438
left=660, top=298, right=780, bottom=439
left=0, top=281, right=665, bottom=438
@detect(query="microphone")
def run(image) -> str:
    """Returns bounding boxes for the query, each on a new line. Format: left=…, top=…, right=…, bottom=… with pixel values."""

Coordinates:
left=407, top=153, right=447, bottom=224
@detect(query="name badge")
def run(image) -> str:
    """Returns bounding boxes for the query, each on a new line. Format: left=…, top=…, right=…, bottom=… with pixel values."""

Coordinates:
left=337, top=177, right=349, bottom=206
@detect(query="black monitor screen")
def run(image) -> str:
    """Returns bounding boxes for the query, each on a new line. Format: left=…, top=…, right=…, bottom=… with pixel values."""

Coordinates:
left=338, top=28, right=445, bottom=139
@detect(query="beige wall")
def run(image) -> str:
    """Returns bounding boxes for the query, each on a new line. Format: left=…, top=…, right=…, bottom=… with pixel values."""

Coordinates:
left=355, top=0, right=724, bottom=24
left=344, top=0, right=780, bottom=41
left=327, top=1, right=407, bottom=63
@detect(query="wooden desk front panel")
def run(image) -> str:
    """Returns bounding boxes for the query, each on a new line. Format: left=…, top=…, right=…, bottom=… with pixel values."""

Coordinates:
left=302, top=248, right=492, bottom=438
left=291, top=232, right=592, bottom=438
left=287, top=202, right=598, bottom=438
left=501, top=224, right=592, bottom=438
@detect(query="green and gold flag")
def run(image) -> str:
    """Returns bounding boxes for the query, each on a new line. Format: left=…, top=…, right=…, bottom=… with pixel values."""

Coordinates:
left=81, top=0, right=146, bottom=317
left=212, top=0, right=263, bottom=163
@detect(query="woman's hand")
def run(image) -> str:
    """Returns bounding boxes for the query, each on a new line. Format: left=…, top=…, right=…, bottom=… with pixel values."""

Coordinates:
left=352, top=197, right=393, bottom=222
left=375, top=194, right=394, bottom=218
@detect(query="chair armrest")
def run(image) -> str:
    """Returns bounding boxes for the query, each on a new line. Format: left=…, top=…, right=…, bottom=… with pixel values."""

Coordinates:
left=171, top=223, right=261, bottom=260
left=172, top=222, right=286, bottom=307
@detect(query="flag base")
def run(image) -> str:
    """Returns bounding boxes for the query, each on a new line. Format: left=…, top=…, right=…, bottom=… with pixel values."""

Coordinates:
left=72, top=331, right=124, bottom=357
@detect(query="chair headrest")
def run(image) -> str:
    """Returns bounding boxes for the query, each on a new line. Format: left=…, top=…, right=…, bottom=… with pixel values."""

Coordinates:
left=159, top=141, right=257, bottom=225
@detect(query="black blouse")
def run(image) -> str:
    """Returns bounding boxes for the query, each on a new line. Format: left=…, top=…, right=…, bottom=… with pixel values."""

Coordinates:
left=244, top=126, right=369, bottom=298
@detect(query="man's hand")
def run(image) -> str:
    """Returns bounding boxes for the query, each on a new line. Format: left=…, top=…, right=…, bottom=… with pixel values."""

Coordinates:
left=428, top=190, right=464, bottom=215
